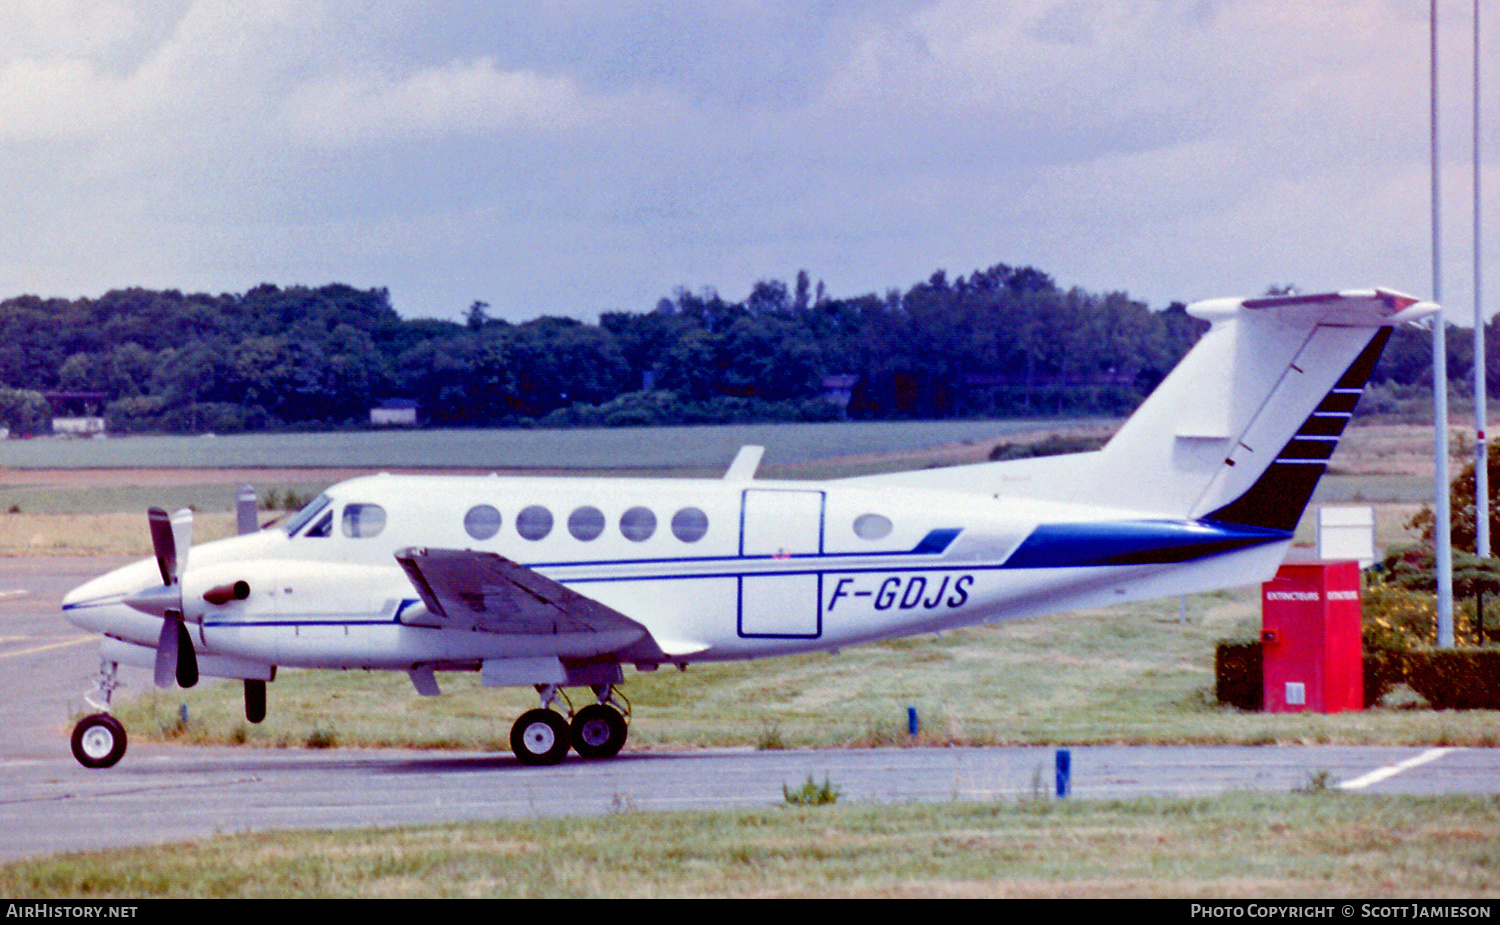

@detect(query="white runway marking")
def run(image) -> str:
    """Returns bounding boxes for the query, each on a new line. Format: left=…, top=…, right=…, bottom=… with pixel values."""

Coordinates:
left=1337, top=747, right=1457, bottom=790
left=0, top=635, right=96, bottom=658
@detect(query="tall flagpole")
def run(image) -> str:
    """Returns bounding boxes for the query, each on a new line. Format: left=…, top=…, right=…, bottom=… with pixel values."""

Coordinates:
left=1473, top=0, right=1488, bottom=562
left=1433, top=0, right=1455, bottom=648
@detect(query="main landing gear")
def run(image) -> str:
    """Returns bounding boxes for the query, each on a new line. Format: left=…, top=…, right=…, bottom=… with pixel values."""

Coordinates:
left=509, top=684, right=629, bottom=766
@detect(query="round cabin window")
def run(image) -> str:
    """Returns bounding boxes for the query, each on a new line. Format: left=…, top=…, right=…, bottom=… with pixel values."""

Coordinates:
left=516, top=505, right=554, bottom=541
left=671, top=507, right=709, bottom=543
left=464, top=505, right=502, bottom=540
left=568, top=506, right=606, bottom=541
left=620, top=506, right=657, bottom=542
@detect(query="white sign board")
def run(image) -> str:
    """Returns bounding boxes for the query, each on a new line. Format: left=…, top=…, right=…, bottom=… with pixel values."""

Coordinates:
left=1316, top=506, right=1376, bottom=568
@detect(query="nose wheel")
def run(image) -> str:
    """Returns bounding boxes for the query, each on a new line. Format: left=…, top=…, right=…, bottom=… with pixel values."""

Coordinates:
left=71, top=713, right=127, bottom=769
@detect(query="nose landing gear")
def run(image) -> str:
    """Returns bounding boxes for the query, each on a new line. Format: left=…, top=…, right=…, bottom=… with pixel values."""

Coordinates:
left=72, top=660, right=127, bottom=769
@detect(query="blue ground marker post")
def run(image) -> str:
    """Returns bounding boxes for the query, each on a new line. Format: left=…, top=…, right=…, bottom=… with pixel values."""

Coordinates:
left=907, top=706, right=919, bottom=738
left=1055, top=748, right=1071, bottom=798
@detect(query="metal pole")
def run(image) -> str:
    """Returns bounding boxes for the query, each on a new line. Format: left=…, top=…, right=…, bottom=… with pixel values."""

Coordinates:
left=1434, top=0, right=1455, bottom=648
left=1474, top=0, right=1488, bottom=563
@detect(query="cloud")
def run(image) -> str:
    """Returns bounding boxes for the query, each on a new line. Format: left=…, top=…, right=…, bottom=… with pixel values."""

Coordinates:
left=0, top=0, right=1489, bottom=322
left=281, top=59, right=596, bottom=147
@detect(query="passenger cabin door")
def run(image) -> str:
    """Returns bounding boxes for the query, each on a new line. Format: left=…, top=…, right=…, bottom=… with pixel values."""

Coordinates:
left=738, top=489, right=823, bottom=638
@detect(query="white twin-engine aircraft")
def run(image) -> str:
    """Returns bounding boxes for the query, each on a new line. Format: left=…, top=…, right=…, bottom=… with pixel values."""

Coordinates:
left=61, top=289, right=1436, bottom=769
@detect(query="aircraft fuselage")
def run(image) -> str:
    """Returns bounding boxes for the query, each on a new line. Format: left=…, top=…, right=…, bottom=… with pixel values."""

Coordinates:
left=62, top=472, right=1288, bottom=676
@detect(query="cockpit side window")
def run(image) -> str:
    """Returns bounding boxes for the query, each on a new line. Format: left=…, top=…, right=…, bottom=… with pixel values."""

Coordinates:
left=342, top=503, right=387, bottom=539
left=283, top=494, right=332, bottom=536
left=305, top=510, right=334, bottom=538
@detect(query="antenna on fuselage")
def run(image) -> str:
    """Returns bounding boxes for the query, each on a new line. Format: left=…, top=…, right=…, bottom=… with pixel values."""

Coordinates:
left=723, top=445, right=764, bottom=482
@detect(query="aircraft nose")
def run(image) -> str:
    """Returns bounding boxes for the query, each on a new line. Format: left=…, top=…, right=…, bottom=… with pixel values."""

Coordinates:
left=61, top=559, right=160, bottom=632
left=62, top=581, right=104, bottom=632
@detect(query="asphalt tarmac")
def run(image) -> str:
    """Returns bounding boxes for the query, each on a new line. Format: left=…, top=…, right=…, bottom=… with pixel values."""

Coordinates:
left=3, top=557, right=1497, bottom=862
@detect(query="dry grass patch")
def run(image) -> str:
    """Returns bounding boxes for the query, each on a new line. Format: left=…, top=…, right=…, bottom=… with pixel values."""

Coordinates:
left=0, top=511, right=238, bottom=556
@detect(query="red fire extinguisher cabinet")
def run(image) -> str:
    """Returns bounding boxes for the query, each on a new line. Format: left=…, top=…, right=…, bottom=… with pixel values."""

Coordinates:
left=1260, top=561, right=1363, bottom=713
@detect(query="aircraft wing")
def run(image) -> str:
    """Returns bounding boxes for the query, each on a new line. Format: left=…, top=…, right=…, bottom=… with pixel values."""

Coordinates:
left=394, top=546, right=652, bottom=640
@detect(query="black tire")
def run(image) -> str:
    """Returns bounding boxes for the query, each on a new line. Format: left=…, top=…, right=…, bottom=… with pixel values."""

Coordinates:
left=71, top=713, right=127, bottom=769
left=510, top=709, right=570, bottom=766
left=569, top=704, right=627, bottom=759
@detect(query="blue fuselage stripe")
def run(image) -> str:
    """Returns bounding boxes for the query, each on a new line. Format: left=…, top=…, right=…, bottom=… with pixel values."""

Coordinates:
left=999, top=519, right=1290, bottom=569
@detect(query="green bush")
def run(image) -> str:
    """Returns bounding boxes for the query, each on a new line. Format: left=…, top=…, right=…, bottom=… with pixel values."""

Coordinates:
left=1219, top=642, right=1500, bottom=711
left=782, top=774, right=840, bottom=805
left=1214, top=641, right=1261, bottom=710
left=987, top=433, right=1109, bottom=461
left=1363, top=551, right=1498, bottom=648
left=1403, top=648, right=1500, bottom=710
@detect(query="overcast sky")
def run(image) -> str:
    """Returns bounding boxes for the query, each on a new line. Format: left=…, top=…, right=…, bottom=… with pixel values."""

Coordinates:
left=0, top=1, right=1494, bottom=325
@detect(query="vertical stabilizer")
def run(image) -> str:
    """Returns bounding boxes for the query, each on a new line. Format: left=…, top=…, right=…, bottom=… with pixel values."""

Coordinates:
left=1070, top=289, right=1436, bottom=523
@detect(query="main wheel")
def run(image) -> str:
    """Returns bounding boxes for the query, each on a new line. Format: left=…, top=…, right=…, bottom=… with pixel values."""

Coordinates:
left=71, top=713, right=127, bottom=769
left=569, top=704, right=627, bottom=759
left=510, top=709, right=570, bottom=766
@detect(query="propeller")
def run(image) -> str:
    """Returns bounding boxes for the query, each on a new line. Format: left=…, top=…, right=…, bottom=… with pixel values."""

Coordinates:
left=135, top=507, right=199, bottom=689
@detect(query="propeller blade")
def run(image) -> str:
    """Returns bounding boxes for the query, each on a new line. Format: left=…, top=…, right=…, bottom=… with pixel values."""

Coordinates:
left=154, top=613, right=180, bottom=688
left=148, top=507, right=176, bottom=586
left=147, top=508, right=197, bottom=689
left=175, top=621, right=199, bottom=688
left=170, top=508, right=193, bottom=578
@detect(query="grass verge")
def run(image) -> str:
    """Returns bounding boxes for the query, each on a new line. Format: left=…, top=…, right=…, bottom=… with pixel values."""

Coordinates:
left=3, top=794, right=1497, bottom=898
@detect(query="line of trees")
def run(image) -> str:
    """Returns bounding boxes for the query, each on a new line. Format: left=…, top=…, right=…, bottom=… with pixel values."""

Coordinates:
left=0, top=268, right=1466, bottom=435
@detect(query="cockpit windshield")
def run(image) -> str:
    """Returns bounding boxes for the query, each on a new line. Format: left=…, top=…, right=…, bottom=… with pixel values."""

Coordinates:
left=283, top=494, right=333, bottom=536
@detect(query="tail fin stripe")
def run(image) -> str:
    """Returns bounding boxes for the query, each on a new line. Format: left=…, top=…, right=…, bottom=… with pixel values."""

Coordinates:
left=1203, top=325, right=1392, bottom=532
left=1317, top=395, right=1361, bottom=413
left=1301, top=416, right=1352, bottom=437
left=1283, top=438, right=1336, bottom=460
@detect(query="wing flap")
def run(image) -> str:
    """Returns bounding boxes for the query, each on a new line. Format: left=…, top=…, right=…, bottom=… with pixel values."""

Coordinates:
left=395, top=547, right=651, bottom=640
